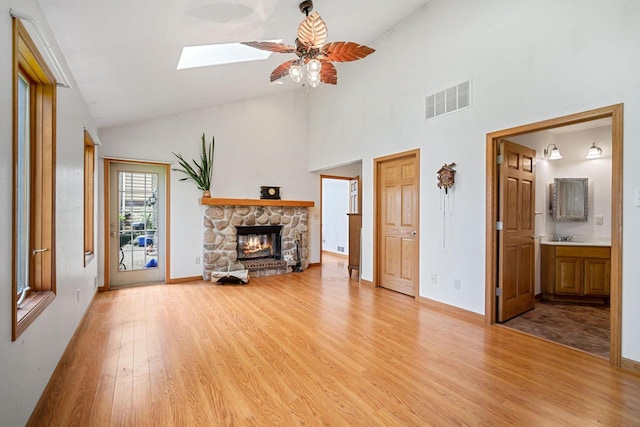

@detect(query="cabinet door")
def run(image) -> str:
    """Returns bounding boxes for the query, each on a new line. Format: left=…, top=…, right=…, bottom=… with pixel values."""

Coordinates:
left=584, top=258, right=611, bottom=296
left=555, top=257, right=582, bottom=294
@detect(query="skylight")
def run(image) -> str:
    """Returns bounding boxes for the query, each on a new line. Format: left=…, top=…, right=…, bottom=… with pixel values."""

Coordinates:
left=177, top=41, right=282, bottom=70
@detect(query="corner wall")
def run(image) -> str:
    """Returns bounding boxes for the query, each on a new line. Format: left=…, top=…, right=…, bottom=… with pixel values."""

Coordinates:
left=0, top=2, right=100, bottom=425
left=308, top=0, right=640, bottom=362
left=98, top=91, right=318, bottom=280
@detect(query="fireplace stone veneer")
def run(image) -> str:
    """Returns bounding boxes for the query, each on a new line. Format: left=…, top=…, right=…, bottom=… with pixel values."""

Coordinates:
left=203, top=205, right=309, bottom=280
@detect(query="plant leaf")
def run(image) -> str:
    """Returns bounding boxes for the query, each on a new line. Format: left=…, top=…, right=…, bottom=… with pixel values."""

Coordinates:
left=297, top=12, right=327, bottom=48
left=320, top=42, right=375, bottom=62
left=171, top=132, right=215, bottom=191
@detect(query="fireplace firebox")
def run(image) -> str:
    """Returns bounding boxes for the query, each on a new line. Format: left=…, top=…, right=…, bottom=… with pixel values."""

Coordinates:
left=236, top=225, right=282, bottom=260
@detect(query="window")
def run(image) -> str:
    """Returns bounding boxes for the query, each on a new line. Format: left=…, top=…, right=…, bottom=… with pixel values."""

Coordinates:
left=12, top=18, right=57, bottom=340
left=84, top=131, right=95, bottom=265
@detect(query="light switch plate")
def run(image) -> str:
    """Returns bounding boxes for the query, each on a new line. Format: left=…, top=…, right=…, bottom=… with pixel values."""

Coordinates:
left=595, top=215, right=604, bottom=225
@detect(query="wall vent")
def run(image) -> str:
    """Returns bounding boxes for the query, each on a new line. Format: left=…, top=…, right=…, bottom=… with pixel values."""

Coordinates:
left=425, top=80, right=471, bottom=121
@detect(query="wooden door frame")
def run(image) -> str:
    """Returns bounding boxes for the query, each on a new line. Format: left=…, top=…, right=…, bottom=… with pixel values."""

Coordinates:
left=102, top=158, right=171, bottom=291
left=373, top=149, right=421, bottom=296
left=319, top=174, right=356, bottom=265
left=485, top=104, right=623, bottom=366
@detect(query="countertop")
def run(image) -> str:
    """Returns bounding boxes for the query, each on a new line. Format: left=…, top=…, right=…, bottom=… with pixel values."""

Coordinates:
left=540, top=239, right=611, bottom=247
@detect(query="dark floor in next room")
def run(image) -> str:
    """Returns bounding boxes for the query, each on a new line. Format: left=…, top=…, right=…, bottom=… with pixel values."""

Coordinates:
left=501, top=300, right=610, bottom=359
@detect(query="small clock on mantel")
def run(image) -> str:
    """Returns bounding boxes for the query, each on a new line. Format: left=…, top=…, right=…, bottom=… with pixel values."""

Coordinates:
left=260, top=186, right=281, bottom=200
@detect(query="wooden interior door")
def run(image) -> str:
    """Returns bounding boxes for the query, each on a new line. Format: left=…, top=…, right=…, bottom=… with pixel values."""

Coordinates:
left=498, top=140, right=535, bottom=321
left=376, top=152, right=419, bottom=296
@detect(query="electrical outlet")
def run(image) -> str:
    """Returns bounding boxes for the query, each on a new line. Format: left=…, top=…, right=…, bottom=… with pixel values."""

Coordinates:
left=454, top=279, right=461, bottom=289
left=195, top=257, right=201, bottom=265
left=595, top=215, right=604, bottom=225
left=76, top=289, right=80, bottom=302
left=431, top=274, right=437, bottom=284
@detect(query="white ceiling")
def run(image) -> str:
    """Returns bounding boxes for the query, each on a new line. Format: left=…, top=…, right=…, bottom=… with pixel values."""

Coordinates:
left=38, top=0, right=432, bottom=129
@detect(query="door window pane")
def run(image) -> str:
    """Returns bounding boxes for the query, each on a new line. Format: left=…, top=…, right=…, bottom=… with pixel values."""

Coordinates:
left=118, top=171, right=159, bottom=271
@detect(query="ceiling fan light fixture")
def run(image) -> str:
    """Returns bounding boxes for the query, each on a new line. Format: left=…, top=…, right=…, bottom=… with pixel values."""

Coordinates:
left=289, top=64, right=303, bottom=83
left=307, top=58, right=321, bottom=74
left=308, top=73, right=321, bottom=88
left=241, top=0, right=375, bottom=87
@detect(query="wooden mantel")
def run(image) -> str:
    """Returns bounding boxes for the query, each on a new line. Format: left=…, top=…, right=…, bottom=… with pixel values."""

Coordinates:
left=200, top=197, right=315, bottom=207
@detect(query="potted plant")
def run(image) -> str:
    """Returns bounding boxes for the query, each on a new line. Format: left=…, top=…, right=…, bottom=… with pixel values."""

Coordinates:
left=172, top=133, right=215, bottom=197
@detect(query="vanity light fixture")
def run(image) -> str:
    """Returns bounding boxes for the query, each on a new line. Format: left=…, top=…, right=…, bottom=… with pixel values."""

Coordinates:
left=543, top=143, right=563, bottom=160
left=586, top=142, right=603, bottom=159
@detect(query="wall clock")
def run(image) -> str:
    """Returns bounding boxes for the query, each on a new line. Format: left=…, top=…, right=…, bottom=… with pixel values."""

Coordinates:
left=260, top=186, right=281, bottom=200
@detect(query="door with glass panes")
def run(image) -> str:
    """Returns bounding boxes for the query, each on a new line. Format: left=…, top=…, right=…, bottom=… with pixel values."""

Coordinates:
left=109, top=162, right=165, bottom=286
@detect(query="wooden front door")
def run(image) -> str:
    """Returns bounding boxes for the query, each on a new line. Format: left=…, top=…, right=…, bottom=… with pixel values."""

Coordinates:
left=375, top=151, right=419, bottom=296
left=498, top=140, right=535, bottom=321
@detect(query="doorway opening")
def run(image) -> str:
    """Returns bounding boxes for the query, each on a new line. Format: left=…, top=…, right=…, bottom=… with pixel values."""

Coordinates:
left=485, top=104, right=623, bottom=366
left=320, top=175, right=360, bottom=278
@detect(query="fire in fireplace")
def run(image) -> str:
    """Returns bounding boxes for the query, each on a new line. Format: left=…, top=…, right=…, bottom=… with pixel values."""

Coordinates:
left=236, top=225, right=282, bottom=260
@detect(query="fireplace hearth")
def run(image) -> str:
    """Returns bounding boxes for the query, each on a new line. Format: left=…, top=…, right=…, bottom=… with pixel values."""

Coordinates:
left=203, top=205, right=309, bottom=279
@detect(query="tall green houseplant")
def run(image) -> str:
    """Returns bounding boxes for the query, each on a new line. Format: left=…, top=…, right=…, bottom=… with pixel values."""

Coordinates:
left=172, top=133, right=215, bottom=196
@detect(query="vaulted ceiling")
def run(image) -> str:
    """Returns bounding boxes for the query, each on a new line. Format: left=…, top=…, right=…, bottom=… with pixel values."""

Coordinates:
left=39, top=0, right=431, bottom=128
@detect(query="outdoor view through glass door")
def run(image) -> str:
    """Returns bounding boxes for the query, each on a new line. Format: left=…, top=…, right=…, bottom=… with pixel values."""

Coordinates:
left=109, top=162, right=165, bottom=286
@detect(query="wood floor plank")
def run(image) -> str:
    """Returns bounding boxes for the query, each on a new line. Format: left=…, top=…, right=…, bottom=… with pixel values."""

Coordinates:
left=28, top=254, right=640, bottom=426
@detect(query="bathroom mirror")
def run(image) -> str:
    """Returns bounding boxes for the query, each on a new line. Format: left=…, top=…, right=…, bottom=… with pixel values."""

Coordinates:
left=552, top=178, right=588, bottom=222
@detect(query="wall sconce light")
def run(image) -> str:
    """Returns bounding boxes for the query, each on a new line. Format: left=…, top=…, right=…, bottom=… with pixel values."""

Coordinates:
left=543, top=143, right=563, bottom=160
left=586, top=142, right=603, bottom=159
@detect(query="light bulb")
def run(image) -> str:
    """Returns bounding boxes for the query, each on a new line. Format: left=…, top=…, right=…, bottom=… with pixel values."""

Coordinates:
left=307, top=59, right=321, bottom=74
left=289, top=64, right=302, bottom=83
left=309, top=73, right=321, bottom=88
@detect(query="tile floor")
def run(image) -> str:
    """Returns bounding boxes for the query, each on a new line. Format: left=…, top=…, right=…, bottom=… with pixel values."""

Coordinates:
left=501, top=300, right=610, bottom=359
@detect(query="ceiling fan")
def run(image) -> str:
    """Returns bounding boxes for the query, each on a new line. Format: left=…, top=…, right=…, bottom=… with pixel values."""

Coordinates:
left=241, top=0, right=375, bottom=87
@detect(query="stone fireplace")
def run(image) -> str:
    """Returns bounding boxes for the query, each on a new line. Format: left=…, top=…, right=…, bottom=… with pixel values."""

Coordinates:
left=203, top=204, right=309, bottom=280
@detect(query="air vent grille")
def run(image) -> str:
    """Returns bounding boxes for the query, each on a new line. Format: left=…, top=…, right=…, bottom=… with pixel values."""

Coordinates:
left=425, top=80, right=471, bottom=120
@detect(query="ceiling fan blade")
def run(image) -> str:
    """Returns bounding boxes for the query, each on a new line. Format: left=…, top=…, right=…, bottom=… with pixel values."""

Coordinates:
left=320, top=42, right=375, bottom=62
left=319, top=61, right=337, bottom=85
left=270, top=59, right=298, bottom=82
left=241, top=41, right=296, bottom=53
left=297, top=12, right=328, bottom=48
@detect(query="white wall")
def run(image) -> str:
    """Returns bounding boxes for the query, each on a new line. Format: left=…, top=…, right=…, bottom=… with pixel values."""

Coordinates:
left=0, top=1, right=100, bottom=425
left=322, top=179, right=350, bottom=254
left=98, top=91, right=318, bottom=279
left=308, top=0, right=640, bottom=362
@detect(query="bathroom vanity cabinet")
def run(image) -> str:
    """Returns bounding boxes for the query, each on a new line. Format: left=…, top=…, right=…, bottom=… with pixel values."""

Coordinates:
left=541, top=244, right=610, bottom=303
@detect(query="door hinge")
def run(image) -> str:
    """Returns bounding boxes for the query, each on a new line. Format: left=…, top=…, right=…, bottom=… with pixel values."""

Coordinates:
left=496, top=221, right=503, bottom=231
left=496, top=288, right=502, bottom=296
left=497, top=155, right=503, bottom=165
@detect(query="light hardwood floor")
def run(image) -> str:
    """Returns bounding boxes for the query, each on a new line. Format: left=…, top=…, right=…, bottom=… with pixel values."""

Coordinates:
left=29, top=254, right=640, bottom=426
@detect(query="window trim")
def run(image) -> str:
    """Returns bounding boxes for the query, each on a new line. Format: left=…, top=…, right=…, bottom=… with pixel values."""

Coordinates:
left=84, top=131, right=95, bottom=266
left=12, top=18, right=57, bottom=341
